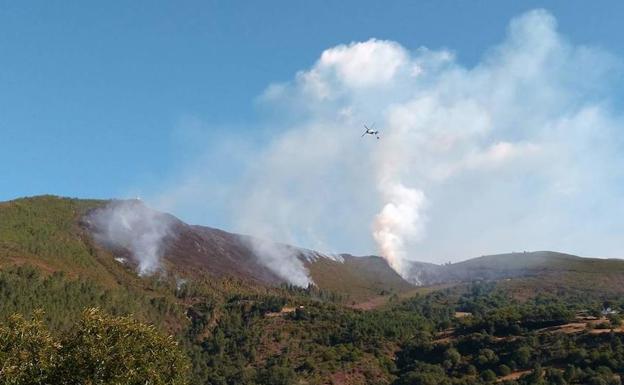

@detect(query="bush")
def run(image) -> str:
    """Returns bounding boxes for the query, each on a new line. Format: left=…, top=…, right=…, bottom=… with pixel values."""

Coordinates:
left=0, top=308, right=190, bottom=385
left=608, top=314, right=622, bottom=327
left=498, top=364, right=511, bottom=376
left=481, top=369, right=497, bottom=382
left=0, top=310, right=59, bottom=384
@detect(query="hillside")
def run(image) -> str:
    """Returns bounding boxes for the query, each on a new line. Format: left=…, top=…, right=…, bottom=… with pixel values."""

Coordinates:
left=0, top=195, right=138, bottom=288
left=6, top=196, right=624, bottom=384
left=306, top=254, right=414, bottom=303
left=161, top=223, right=412, bottom=301
left=408, top=251, right=624, bottom=299
left=0, top=195, right=412, bottom=302
left=6, top=195, right=624, bottom=304
left=0, top=195, right=433, bottom=385
left=420, top=251, right=624, bottom=281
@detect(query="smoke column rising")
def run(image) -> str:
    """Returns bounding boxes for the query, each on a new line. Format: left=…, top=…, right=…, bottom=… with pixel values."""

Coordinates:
left=373, top=182, right=426, bottom=279
left=244, top=237, right=312, bottom=287
left=152, top=9, right=624, bottom=282
left=88, top=200, right=174, bottom=275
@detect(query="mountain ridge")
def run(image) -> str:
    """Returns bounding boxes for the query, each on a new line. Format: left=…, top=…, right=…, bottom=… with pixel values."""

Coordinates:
left=4, top=195, right=624, bottom=303
left=5, top=195, right=624, bottom=384
left=1, top=195, right=414, bottom=302
left=408, top=250, right=624, bottom=284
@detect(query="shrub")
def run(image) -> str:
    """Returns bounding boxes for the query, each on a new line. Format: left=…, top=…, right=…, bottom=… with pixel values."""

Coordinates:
left=481, top=369, right=497, bottom=382
left=0, top=308, right=190, bottom=385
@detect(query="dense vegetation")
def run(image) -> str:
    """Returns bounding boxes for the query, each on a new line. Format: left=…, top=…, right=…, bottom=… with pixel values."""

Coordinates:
left=3, top=196, right=624, bottom=384
left=393, top=284, right=624, bottom=385
left=5, top=265, right=624, bottom=384
left=0, top=308, right=189, bottom=384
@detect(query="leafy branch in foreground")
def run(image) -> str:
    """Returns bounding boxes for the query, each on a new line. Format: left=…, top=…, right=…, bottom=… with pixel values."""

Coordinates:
left=0, top=308, right=190, bottom=385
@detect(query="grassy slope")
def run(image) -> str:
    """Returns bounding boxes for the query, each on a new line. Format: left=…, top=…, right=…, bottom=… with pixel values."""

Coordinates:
left=5, top=196, right=624, bottom=306
left=0, top=196, right=189, bottom=330
left=0, top=196, right=412, bottom=302
left=0, top=194, right=416, bottom=319
left=452, top=251, right=624, bottom=273
left=0, top=196, right=119, bottom=285
left=415, top=251, right=624, bottom=300
left=307, top=255, right=414, bottom=303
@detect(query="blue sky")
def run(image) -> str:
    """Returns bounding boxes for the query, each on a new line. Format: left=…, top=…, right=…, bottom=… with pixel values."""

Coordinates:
left=2, top=1, right=623, bottom=201
left=2, top=2, right=624, bottom=261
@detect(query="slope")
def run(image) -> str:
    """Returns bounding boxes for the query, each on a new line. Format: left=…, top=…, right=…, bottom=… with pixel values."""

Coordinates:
left=306, top=254, right=414, bottom=303
left=409, top=251, right=624, bottom=298
left=0, top=195, right=413, bottom=302
left=0, top=195, right=133, bottom=288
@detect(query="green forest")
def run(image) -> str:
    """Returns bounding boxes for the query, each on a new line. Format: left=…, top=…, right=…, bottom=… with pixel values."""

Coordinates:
left=4, top=265, right=624, bottom=385
left=2, top=197, right=624, bottom=385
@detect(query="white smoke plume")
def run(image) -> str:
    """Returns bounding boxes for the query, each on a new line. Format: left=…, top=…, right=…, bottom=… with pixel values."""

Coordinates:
left=88, top=200, right=174, bottom=275
left=245, top=238, right=312, bottom=287
left=373, top=182, right=426, bottom=278
left=151, top=9, right=624, bottom=282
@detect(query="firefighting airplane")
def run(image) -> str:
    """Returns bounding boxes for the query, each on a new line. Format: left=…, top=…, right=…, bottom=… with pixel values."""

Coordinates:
left=361, top=124, right=380, bottom=139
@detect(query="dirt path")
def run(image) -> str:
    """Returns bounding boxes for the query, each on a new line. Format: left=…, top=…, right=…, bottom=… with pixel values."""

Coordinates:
left=497, top=370, right=531, bottom=382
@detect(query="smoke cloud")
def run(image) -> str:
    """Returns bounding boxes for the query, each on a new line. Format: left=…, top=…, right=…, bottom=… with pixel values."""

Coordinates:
left=244, top=238, right=312, bottom=287
left=88, top=200, right=174, bottom=275
left=373, top=182, right=426, bottom=279
left=151, top=9, right=624, bottom=281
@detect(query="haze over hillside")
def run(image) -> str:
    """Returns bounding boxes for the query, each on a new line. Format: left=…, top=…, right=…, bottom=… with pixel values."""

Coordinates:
left=78, top=197, right=624, bottom=291
left=136, top=9, right=624, bottom=277
left=5, top=8, right=624, bottom=277
left=5, top=195, right=624, bottom=384
left=4, top=4, right=624, bottom=384
left=3, top=195, right=624, bottom=304
left=0, top=195, right=414, bottom=301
